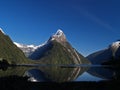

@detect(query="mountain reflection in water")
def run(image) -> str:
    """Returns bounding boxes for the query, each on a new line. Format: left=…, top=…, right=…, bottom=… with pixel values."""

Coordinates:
left=87, top=66, right=120, bottom=80
left=0, top=64, right=120, bottom=82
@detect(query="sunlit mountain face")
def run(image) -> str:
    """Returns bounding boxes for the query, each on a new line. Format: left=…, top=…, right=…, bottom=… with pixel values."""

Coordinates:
left=0, top=28, right=120, bottom=90
left=87, top=41, right=120, bottom=64
left=0, top=28, right=28, bottom=64
left=15, top=29, right=90, bottom=65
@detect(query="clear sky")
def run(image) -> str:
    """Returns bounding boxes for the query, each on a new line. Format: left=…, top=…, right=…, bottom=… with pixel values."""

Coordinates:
left=0, top=0, right=120, bottom=56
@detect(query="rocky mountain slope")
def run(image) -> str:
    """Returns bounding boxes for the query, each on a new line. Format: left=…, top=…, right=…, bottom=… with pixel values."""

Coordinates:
left=87, top=41, right=120, bottom=64
left=0, top=28, right=28, bottom=64
left=15, top=29, right=90, bottom=65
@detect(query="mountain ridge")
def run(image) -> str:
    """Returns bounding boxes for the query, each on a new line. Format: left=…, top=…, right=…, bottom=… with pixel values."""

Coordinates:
left=15, top=29, right=90, bottom=65
left=87, top=41, right=120, bottom=64
left=14, top=29, right=70, bottom=57
left=0, top=29, right=29, bottom=64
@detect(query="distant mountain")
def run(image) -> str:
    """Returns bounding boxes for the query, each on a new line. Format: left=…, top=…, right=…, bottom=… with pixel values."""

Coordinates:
left=14, top=42, right=46, bottom=57
left=87, top=41, right=120, bottom=64
left=15, top=29, right=90, bottom=65
left=0, top=28, right=28, bottom=64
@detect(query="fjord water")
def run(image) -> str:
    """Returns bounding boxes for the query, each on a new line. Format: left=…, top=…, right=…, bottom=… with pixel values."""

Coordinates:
left=0, top=64, right=118, bottom=82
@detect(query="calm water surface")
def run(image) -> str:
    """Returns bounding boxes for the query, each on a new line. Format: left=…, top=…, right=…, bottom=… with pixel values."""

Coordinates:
left=0, top=64, right=118, bottom=82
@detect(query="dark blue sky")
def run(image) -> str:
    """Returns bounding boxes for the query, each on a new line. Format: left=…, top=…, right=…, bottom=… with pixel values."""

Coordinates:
left=0, top=0, right=120, bottom=56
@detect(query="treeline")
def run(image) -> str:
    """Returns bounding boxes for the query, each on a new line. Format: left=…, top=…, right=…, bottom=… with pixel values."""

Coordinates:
left=0, top=59, right=9, bottom=70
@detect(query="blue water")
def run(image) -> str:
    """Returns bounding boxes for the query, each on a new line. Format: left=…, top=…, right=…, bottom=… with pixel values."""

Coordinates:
left=23, top=64, right=113, bottom=82
left=0, top=64, right=116, bottom=82
left=75, top=72, right=105, bottom=81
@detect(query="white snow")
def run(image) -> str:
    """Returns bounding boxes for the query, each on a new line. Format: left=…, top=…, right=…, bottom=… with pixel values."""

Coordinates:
left=0, top=28, right=5, bottom=34
left=14, top=41, right=47, bottom=57
left=14, top=29, right=66, bottom=57
left=25, top=44, right=32, bottom=47
left=28, top=77, right=38, bottom=82
left=14, top=42, right=24, bottom=48
left=110, top=41, right=120, bottom=57
left=111, top=41, right=120, bottom=48
left=51, top=37, right=55, bottom=40
left=54, top=29, right=63, bottom=37
left=50, top=29, right=66, bottom=43
left=14, top=42, right=39, bottom=50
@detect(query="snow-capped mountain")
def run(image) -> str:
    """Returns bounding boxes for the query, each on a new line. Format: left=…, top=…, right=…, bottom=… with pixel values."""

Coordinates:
left=14, top=29, right=67, bottom=57
left=28, top=29, right=71, bottom=60
left=15, top=29, right=90, bottom=65
left=14, top=42, right=46, bottom=57
left=0, top=28, right=28, bottom=64
left=0, top=28, right=5, bottom=34
left=110, top=41, right=120, bottom=57
left=87, top=41, right=120, bottom=64
left=14, top=29, right=66, bottom=57
left=49, top=29, right=66, bottom=42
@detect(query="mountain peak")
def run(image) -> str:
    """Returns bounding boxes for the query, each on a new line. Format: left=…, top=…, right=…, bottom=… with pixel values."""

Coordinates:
left=0, top=28, right=5, bottom=34
left=49, top=29, right=67, bottom=43
left=55, top=29, right=64, bottom=36
left=110, top=41, right=120, bottom=57
left=110, top=41, right=120, bottom=51
left=111, top=41, right=120, bottom=47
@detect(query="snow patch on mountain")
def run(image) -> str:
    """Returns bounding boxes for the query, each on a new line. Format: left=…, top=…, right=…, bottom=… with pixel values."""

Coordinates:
left=14, top=29, right=68, bottom=57
left=87, top=41, right=120, bottom=64
left=55, top=29, right=64, bottom=37
left=50, top=29, right=67, bottom=44
left=14, top=29, right=67, bottom=58
left=14, top=42, right=47, bottom=57
left=110, top=41, right=120, bottom=57
left=110, top=41, right=120, bottom=49
left=0, top=28, right=5, bottom=34
left=14, top=42, right=24, bottom=48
